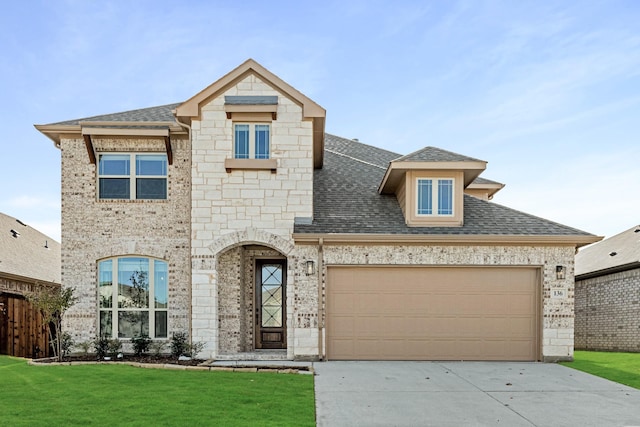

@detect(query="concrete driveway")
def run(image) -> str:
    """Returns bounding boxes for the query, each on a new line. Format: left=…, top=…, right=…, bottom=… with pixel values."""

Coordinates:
left=313, top=361, right=640, bottom=427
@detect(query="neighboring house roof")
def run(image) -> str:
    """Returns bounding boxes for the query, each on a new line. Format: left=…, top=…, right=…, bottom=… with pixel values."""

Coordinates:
left=575, top=224, right=640, bottom=280
left=0, top=212, right=61, bottom=284
left=294, top=134, right=596, bottom=244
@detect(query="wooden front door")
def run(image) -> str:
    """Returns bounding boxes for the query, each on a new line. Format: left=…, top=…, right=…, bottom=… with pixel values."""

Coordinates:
left=255, top=260, right=286, bottom=349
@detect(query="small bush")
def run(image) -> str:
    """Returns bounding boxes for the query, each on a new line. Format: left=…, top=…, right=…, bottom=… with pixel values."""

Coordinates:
left=93, top=336, right=110, bottom=359
left=61, top=333, right=74, bottom=358
left=188, top=341, right=206, bottom=358
left=107, top=339, right=122, bottom=358
left=150, top=341, right=166, bottom=357
left=76, top=341, right=92, bottom=356
left=131, top=334, right=151, bottom=356
left=170, top=332, right=189, bottom=358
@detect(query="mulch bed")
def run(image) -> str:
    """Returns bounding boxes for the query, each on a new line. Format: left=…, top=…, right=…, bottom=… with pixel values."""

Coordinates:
left=34, top=354, right=206, bottom=366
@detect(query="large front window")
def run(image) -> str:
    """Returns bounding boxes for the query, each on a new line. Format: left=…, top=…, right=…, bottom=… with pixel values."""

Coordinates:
left=99, top=257, right=168, bottom=338
left=234, top=123, right=270, bottom=159
left=98, top=154, right=167, bottom=200
left=417, top=178, right=453, bottom=216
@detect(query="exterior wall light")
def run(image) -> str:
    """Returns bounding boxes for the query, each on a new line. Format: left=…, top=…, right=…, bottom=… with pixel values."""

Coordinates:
left=305, top=260, right=316, bottom=276
left=555, top=265, right=566, bottom=280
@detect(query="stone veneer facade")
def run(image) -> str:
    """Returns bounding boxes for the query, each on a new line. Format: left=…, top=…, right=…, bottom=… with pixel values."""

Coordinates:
left=59, top=136, right=192, bottom=350
left=575, top=268, right=640, bottom=352
left=190, top=74, right=316, bottom=359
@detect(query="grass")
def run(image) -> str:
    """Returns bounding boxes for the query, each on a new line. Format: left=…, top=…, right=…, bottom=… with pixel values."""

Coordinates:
left=0, top=356, right=315, bottom=426
left=560, top=350, right=640, bottom=389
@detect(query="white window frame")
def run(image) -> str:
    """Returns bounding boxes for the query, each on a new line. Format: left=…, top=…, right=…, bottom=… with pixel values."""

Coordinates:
left=98, top=256, right=168, bottom=339
left=233, top=123, right=271, bottom=159
left=416, top=178, right=454, bottom=217
left=97, top=153, right=167, bottom=200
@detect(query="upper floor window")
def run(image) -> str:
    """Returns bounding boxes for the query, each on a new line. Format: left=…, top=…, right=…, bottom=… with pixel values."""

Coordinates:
left=98, top=154, right=167, bottom=200
left=234, top=123, right=270, bottom=159
left=99, top=256, right=168, bottom=339
left=417, top=178, right=453, bottom=216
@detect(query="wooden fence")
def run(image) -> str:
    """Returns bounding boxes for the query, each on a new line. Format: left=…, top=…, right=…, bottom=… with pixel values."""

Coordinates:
left=0, top=293, right=51, bottom=358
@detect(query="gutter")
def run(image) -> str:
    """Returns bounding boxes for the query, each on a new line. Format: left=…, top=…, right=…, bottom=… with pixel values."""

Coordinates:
left=292, top=233, right=602, bottom=248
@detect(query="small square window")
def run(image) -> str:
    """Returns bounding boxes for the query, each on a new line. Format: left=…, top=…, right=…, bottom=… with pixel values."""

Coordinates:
left=234, top=123, right=270, bottom=159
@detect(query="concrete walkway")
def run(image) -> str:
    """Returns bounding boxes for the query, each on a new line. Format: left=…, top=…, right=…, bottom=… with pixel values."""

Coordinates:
left=313, top=361, right=640, bottom=427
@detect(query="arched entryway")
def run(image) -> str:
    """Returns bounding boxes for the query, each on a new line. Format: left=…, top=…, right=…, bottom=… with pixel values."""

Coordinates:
left=216, top=244, right=288, bottom=354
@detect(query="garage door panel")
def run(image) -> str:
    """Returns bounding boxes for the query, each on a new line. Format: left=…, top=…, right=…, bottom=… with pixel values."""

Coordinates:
left=326, top=266, right=538, bottom=361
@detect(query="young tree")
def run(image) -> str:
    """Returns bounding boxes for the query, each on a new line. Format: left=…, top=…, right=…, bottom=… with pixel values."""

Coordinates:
left=28, top=285, right=77, bottom=361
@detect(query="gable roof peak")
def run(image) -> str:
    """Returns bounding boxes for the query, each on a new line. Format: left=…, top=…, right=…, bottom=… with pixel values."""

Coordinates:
left=394, top=146, right=486, bottom=163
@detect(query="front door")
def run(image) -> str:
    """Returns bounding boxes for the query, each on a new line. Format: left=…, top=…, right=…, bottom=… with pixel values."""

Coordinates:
left=255, top=260, right=286, bottom=349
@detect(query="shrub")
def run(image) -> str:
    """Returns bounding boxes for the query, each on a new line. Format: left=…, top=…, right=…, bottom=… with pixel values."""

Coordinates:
left=60, top=333, right=74, bottom=358
left=76, top=341, right=92, bottom=356
left=150, top=341, right=166, bottom=357
left=131, top=334, right=151, bottom=356
left=93, top=336, right=110, bottom=359
left=188, top=341, right=206, bottom=358
left=170, top=332, right=189, bottom=358
left=107, top=339, right=122, bottom=358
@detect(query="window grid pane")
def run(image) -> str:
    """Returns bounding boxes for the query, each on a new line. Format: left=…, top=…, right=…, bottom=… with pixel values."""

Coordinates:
left=99, top=260, right=113, bottom=308
left=99, top=155, right=130, bottom=175
left=154, top=260, right=168, bottom=309
left=136, top=178, right=167, bottom=199
left=255, top=125, right=270, bottom=159
left=136, top=155, right=167, bottom=176
left=118, top=258, right=149, bottom=309
left=417, top=179, right=433, bottom=215
left=234, top=124, right=250, bottom=159
left=99, top=178, right=130, bottom=199
left=438, top=179, right=453, bottom=215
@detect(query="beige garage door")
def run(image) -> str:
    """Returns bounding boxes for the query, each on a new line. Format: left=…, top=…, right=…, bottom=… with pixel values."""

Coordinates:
left=326, top=266, right=539, bottom=361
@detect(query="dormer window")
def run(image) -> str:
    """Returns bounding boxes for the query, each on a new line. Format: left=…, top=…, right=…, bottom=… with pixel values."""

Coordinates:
left=234, top=123, right=270, bottom=159
left=417, top=178, right=454, bottom=216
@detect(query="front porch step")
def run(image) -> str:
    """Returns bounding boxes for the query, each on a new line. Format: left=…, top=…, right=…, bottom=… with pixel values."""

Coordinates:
left=213, top=350, right=288, bottom=361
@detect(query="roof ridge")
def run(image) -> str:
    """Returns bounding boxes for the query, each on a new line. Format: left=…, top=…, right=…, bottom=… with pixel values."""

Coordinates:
left=324, top=148, right=387, bottom=170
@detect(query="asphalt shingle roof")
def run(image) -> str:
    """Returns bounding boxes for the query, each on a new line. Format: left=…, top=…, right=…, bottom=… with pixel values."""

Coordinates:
left=43, top=104, right=591, bottom=238
left=295, top=135, right=594, bottom=237
left=0, top=212, right=61, bottom=284
left=48, top=103, right=181, bottom=126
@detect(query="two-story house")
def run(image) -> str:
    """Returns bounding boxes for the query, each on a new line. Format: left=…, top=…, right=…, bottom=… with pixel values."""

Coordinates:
left=36, top=59, right=600, bottom=362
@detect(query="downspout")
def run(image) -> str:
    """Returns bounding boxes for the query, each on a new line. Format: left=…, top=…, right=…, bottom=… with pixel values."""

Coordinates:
left=317, top=238, right=324, bottom=360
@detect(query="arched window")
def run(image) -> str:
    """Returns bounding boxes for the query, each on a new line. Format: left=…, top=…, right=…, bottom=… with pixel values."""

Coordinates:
left=98, top=257, right=168, bottom=339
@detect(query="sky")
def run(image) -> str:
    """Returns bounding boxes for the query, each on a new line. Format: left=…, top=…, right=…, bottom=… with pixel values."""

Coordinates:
left=1, top=0, right=639, bottom=243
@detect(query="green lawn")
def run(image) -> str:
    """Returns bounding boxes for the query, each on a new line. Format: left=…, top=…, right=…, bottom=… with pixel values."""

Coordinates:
left=0, top=356, right=315, bottom=426
left=561, top=350, right=640, bottom=389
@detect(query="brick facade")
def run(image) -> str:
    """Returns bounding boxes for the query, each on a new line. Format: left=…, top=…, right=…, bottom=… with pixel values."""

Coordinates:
left=575, top=268, right=640, bottom=352
left=59, top=136, right=191, bottom=350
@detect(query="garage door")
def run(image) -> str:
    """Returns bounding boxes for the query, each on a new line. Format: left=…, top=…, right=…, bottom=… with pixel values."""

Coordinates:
left=326, top=266, right=539, bottom=361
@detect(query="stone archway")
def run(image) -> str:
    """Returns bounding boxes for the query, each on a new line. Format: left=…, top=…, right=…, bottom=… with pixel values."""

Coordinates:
left=209, top=229, right=295, bottom=355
